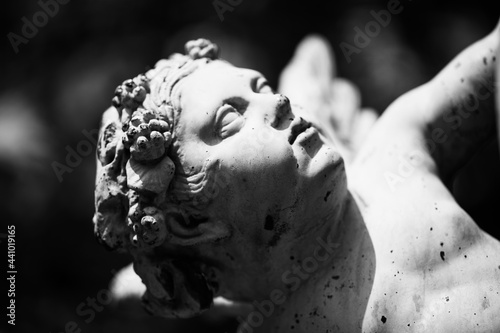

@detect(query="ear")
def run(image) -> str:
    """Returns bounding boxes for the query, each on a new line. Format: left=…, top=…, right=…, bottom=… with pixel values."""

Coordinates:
left=165, top=208, right=231, bottom=246
left=97, top=106, right=122, bottom=167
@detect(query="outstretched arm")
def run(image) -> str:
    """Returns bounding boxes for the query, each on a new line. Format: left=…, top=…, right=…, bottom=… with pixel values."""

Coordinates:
left=376, top=20, right=499, bottom=184
left=426, top=21, right=499, bottom=183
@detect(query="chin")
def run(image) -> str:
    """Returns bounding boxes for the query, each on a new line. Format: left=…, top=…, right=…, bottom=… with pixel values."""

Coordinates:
left=310, top=140, right=344, bottom=175
left=293, top=128, right=344, bottom=178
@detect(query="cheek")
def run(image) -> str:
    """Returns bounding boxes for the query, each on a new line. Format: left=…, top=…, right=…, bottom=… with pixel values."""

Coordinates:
left=232, top=134, right=297, bottom=186
left=224, top=143, right=298, bottom=208
left=235, top=125, right=296, bottom=170
left=210, top=124, right=299, bottom=216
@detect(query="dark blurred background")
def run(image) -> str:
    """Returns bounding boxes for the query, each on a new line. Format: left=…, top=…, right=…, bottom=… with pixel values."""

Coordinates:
left=0, top=0, right=499, bottom=332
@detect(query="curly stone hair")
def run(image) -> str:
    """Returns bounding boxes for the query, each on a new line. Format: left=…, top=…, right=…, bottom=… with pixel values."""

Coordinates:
left=93, top=39, right=227, bottom=318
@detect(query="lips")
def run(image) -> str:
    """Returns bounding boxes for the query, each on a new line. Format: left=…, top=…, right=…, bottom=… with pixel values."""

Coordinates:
left=288, top=117, right=311, bottom=144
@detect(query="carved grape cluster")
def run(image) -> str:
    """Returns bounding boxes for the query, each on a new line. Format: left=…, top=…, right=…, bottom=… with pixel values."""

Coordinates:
left=122, top=108, right=173, bottom=162
left=128, top=205, right=167, bottom=248
left=112, top=75, right=149, bottom=111
left=185, top=38, right=219, bottom=60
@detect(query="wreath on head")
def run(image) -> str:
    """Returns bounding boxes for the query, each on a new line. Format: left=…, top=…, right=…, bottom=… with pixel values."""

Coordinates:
left=93, top=39, right=225, bottom=318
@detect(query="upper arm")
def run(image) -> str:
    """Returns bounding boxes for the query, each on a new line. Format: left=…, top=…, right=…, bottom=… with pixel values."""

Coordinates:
left=376, top=22, right=499, bottom=184
left=425, top=24, right=498, bottom=182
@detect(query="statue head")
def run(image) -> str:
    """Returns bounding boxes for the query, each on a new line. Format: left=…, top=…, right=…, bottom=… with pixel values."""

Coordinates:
left=93, top=39, right=346, bottom=319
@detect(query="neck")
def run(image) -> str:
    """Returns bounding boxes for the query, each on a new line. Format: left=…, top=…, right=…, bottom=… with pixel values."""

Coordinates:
left=269, top=193, right=375, bottom=332
left=283, top=191, right=375, bottom=331
left=216, top=190, right=372, bottom=306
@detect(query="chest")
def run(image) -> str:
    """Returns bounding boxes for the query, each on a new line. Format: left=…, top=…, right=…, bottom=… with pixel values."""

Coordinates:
left=348, top=170, right=500, bottom=331
left=360, top=221, right=500, bottom=332
left=362, top=272, right=500, bottom=332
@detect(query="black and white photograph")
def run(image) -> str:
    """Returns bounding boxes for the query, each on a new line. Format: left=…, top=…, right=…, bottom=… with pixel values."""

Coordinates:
left=2, top=0, right=500, bottom=332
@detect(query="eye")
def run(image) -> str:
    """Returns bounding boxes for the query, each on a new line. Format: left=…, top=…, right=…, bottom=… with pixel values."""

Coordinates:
left=255, top=77, right=274, bottom=94
left=216, top=104, right=245, bottom=140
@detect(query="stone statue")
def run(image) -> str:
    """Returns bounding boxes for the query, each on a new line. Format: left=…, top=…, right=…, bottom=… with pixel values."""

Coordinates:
left=93, top=21, right=500, bottom=332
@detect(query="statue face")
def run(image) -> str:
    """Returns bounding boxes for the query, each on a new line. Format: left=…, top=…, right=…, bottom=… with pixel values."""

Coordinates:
left=175, top=60, right=345, bottom=244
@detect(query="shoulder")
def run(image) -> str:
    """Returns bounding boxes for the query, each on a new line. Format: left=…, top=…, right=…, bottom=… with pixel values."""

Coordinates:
left=357, top=193, right=500, bottom=332
left=347, top=80, right=444, bottom=194
left=363, top=246, right=500, bottom=332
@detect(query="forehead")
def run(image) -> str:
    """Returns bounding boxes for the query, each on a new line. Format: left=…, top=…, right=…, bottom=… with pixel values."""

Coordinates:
left=179, top=60, right=258, bottom=106
left=175, top=61, right=260, bottom=139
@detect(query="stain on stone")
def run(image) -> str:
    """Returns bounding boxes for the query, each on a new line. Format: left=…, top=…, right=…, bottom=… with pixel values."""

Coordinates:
left=381, top=315, right=387, bottom=324
left=308, top=307, right=319, bottom=317
left=483, top=57, right=488, bottom=65
left=482, top=296, right=490, bottom=309
left=440, top=242, right=444, bottom=247
left=268, top=222, right=289, bottom=247
left=413, top=294, right=423, bottom=312
left=440, top=251, right=446, bottom=261
left=264, top=215, right=275, bottom=230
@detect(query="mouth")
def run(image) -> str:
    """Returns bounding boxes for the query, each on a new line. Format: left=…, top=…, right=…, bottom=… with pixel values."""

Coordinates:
left=288, top=117, right=312, bottom=144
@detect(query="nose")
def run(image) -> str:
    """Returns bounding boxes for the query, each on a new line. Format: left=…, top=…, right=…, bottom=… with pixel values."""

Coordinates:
left=267, top=94, right=292, bottom=129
